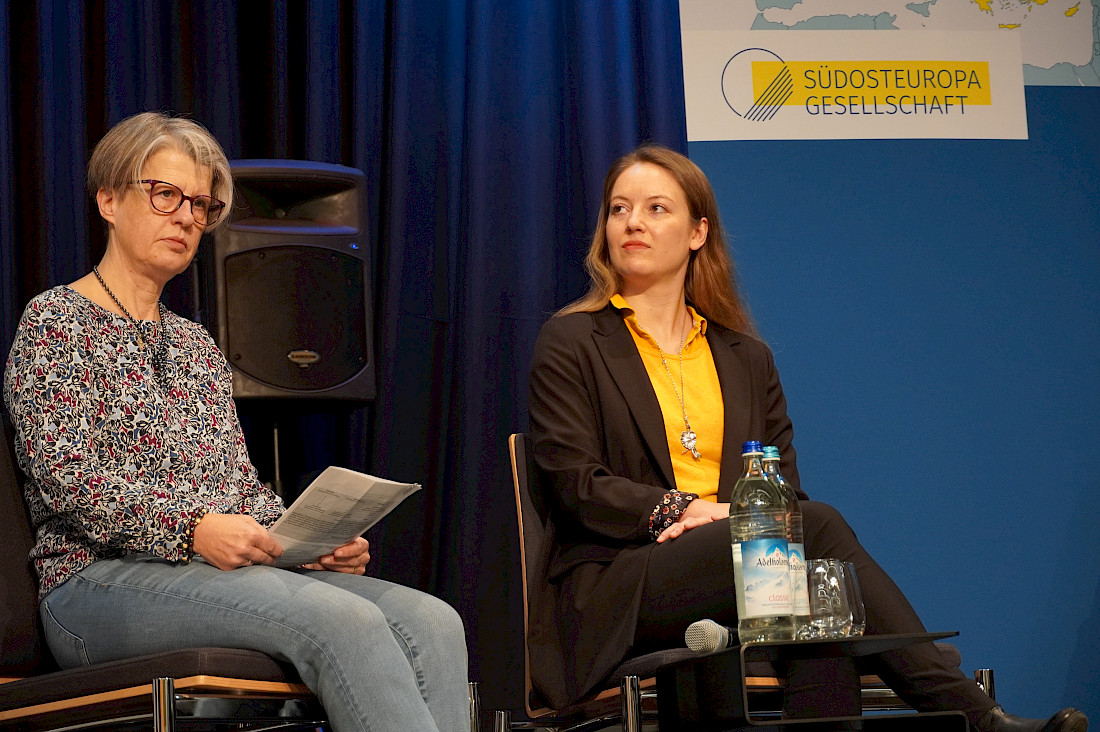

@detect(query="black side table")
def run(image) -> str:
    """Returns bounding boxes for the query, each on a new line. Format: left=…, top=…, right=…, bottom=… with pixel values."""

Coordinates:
left=655, top=631, right=970, bottom=731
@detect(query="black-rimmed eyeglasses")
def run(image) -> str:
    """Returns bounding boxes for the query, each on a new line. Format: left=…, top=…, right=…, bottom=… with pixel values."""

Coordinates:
left=132, top=179, right=226, bottom=227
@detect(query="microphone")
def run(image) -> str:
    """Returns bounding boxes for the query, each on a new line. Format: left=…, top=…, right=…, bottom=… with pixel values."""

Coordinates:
left=684, top=618, right=738, bottom=653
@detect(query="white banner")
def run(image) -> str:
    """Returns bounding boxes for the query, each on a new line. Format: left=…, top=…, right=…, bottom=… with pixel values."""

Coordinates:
left=682, top=31, right=1027, bottom=141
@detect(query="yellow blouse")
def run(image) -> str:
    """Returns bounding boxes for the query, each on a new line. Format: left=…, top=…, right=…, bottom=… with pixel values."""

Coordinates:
left=612, top=294, right=724, bottom=502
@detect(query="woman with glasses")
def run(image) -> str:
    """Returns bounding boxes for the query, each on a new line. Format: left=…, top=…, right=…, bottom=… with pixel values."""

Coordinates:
left=3, top=112, right=470, bottom=732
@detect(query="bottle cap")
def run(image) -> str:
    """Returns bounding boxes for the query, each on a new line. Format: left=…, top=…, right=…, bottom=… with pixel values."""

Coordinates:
left=762, top=445, right=780, bottom=460
left=741, top=440, right=763, bottom=455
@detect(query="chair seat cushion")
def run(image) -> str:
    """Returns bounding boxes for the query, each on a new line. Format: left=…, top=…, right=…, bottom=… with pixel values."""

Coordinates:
left=608, top=648, right=704, bottom=684
left=0, top=647, right=303, bottom=712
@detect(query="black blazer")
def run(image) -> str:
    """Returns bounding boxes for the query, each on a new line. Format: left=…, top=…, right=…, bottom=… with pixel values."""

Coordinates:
left=527, top=303, right=805, bottom=708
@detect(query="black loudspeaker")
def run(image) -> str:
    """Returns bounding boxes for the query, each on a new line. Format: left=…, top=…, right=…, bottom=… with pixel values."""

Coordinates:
left=213, top=160, right=375, bottom=401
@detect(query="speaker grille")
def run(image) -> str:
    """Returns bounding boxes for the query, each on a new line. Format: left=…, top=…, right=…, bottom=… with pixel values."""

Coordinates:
left=224, top=245, right=368, bottom=392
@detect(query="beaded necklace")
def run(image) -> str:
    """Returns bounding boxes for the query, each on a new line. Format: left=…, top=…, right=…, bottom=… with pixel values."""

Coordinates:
left=92, top=266, right=170, bottom=386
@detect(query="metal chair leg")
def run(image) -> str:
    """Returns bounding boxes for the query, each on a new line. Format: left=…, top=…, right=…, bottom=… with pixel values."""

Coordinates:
left=975, top=669, right=996, bottom=701
left=620, top=675, right=642, bottom=732
left=152, top=677, right=175, bottom=732
left=469, top=681, right=482, bottom=732
left=492, top=708, right=512, bottom=732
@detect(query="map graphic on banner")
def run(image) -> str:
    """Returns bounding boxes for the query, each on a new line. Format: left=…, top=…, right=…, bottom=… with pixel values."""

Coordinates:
left=680, top=0, right=1100, bottom=86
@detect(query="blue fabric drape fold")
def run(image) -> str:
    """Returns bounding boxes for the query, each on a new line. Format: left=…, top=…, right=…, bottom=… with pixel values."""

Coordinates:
left=0, top=3, right=14, bottom=345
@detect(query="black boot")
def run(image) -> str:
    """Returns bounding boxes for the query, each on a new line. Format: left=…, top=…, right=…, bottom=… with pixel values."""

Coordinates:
left=976, top=706, right=1088, bottom=732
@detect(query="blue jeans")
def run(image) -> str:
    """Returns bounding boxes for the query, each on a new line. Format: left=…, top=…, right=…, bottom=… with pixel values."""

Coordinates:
left=40, top=556, right=470, bottom=732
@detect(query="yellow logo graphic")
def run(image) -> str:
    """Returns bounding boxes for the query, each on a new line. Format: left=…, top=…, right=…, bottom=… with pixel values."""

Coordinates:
left=723, top=49, right=992, bottom=120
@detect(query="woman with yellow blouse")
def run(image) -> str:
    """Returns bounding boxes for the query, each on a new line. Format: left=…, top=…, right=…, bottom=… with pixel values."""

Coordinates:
left=526, top=144, right=1086, bottom=732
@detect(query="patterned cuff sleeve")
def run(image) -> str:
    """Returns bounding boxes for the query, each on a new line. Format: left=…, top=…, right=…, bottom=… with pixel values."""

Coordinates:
left=648, top=490, right=699, bottom=541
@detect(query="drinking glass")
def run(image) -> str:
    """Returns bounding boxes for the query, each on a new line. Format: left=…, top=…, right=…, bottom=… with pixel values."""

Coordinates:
left=806, top=558, right=852, bottom=638
left=842, top=561, right=866, bottom=637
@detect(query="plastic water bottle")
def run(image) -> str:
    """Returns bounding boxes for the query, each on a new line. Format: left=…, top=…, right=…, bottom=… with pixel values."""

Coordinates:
left=763, top=445, right=811, bottom=639
left=729, top=441, right=794, bottom=642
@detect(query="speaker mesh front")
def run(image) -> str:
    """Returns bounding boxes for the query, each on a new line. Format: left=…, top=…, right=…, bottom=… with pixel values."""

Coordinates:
left=224, top=246, right=368, bottom=391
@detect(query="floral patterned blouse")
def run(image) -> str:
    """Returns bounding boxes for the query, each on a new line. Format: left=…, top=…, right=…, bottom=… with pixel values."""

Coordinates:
left=3, top=286, right=284, bottom=599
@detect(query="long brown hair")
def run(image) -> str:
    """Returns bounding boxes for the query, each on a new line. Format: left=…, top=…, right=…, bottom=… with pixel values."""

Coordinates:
left=558, top=144, right=756, bottom=335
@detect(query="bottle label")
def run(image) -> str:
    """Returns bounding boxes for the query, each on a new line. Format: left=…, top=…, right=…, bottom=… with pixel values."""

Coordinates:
left=732, top=538, right=793, bottom=619
left=789, top=543, right=810, bottom=616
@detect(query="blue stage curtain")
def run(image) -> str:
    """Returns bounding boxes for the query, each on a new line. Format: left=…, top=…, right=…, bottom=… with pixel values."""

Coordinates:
left=0, top=0, right=13, bottom=346
left=0, top=0, right=686, bottom=710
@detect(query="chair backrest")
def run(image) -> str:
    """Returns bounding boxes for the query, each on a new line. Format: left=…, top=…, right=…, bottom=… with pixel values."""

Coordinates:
left=0, top=411, right=44, bottom=676
left=508, top=432, right=557, bottom=717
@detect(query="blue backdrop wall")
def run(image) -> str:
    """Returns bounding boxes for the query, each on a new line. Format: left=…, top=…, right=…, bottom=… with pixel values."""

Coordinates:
left=691, top=85, right=1100, bottom=720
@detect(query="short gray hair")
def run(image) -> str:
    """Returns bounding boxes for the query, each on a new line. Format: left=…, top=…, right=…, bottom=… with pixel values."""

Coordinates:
left=86, top=111, right=233, bottom=229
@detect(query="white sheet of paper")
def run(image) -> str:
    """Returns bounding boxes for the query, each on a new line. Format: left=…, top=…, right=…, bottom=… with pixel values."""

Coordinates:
left=267, top=466, right=420, bottom=567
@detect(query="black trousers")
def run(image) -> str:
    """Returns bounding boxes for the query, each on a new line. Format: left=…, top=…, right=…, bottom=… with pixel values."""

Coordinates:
left=635, top=501, right=996, bottom=726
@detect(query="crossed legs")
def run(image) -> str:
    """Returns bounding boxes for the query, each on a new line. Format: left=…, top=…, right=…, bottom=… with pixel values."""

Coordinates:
left=636, top=500, right=996, bottom=726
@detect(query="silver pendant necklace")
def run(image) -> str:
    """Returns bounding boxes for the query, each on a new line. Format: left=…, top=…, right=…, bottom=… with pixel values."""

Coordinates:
left=654, top=308, right=700, bottom=459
